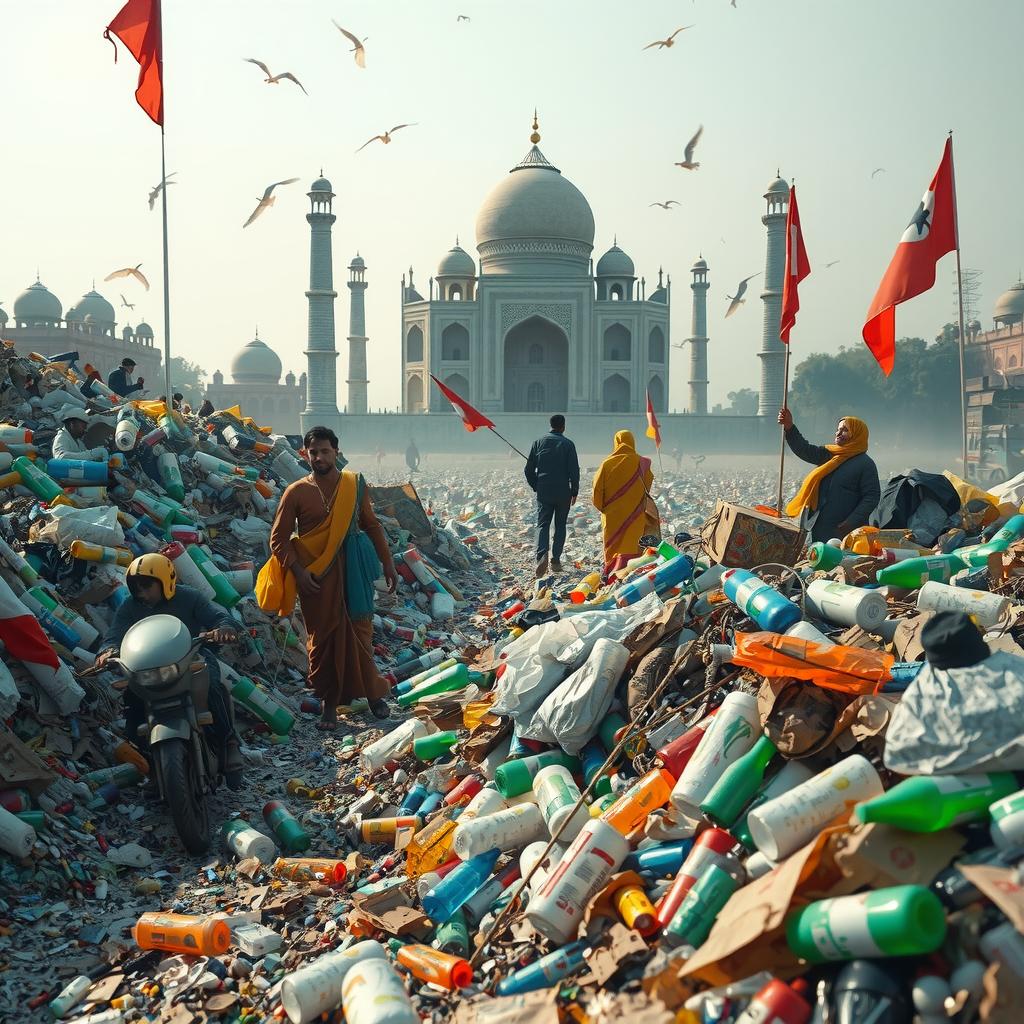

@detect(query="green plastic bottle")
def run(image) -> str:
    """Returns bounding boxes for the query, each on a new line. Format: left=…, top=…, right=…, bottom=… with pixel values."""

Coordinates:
left=854, top=772, right=1018, bottom=832
left=230, top=676, right=295, bottom=735
left=599, top=713, right=628, bottom=752
left=12, top=455, right=64, bottom=503
left=432, top=907, right=470, bottom=956
left=187, top=544, right=241, bottom=608
left=808, top=542, right=851, bottom=571
left=657, top=540, right=679, bottom=560
left=785, top=885, right=947, bottom=962
left=413, top=731, right=460, bottom=761
left=700, top=735, right=777, bottom=827
left=494, top=751, right=581, bottom=799
left=964, top=514, right=1024, bottom=567
left=262, top=800, right=310, bottom=853
left=397, top=663, right=477, bottom=707
left=664, top=863, right=738, bottom=948
left=876, top=554, right=967, bottom=589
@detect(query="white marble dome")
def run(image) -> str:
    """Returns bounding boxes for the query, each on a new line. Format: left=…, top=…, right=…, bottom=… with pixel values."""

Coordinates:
left=231, top=336, right=282, bottom=384
left=994, top=282, right=1024, bottom=326
left=596, top=243, right=635, bottom=278
left=72, top=289, right=116, bottom=327
left=437, top=243, right=475, bottom=278
left=13, top=280, right=62, bottom=322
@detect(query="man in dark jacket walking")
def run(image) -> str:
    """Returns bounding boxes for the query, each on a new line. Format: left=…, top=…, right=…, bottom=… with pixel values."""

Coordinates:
left=525, top=414, right=580, bottom=577
left=107, top=357, right=144, bottom=399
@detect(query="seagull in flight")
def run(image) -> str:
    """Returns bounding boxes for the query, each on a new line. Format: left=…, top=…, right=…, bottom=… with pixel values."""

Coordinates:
left=457, top=14, right=471, bottom=21
left=674, top=125, right=703, bottom=170
left=724, top=273, right=760, bottom=318
left=244, top=59, right=308, bottom=94
left=104, top=264, right=150, bottom=291
left=148, top=172, right=176, bottom=210
left=825, top=259, right=841, bottom=268
left=120, top=294, right=135, bottom=310
left=644, top=26, right=693, bottom=49
left=332, top=21, right=367, bottom=67
left=243, top=178, right=300, bottom=228
left=871, top=167, right=886, bottom=178
left=671, top=340, right=687, bottom=349
left=356, top=124, right=417, bottom=153
left=649, top=200, right=680, bottom=210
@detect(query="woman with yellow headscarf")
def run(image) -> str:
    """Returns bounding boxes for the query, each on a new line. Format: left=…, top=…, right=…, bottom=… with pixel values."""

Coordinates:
left=592, top=430, right=659, bottom=576
left=778, top=409, right=881, bottom=542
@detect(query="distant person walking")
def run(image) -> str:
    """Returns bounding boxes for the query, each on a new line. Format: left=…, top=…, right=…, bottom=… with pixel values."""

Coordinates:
left=375, top=446, right=385, bottom=476
left=107, top=357, right=144, bottom=399
left=198, top=398, right=215, bottom=417
left=525, top=414, right=580, bottom=577
left=405, top=439, right=420, bottom=474
left=778, top=408, right=881, bottom=542
left=592, top=430, right=658, bottom=577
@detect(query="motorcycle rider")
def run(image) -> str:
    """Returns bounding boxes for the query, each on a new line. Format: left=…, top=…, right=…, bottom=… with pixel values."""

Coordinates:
left=95, top=553, right=245, bottom=790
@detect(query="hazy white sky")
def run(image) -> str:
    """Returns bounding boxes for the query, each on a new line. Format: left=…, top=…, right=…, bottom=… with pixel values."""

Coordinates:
left=2, top=0, right=1021, bottom=411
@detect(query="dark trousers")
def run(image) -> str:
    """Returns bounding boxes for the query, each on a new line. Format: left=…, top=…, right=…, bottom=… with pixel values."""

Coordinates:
left=536, top=499, right=570, bottom=562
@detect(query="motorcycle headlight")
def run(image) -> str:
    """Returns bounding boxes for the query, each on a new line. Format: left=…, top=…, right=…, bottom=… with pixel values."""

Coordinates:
left=136, top=664, right=181, bottom=688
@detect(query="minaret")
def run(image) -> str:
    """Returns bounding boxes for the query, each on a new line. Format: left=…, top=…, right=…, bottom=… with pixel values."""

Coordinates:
left=758, top=174, right=789, bottom=417
left=346, top=253, right=368, bottom=415
left=687, top=257, right=710, bottom=415
left=303, top=174, right=339, bottom=419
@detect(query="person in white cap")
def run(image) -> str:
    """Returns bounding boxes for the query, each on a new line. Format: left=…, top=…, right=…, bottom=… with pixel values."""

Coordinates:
left=51, top=405, right=108, bottom=462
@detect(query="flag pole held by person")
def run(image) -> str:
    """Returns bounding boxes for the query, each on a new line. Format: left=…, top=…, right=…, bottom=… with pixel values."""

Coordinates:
left=429, top=375, right=528, bottom=459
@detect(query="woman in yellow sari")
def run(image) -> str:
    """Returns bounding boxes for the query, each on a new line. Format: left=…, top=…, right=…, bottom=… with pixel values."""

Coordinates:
left=592, top=430, right=658, bottom=576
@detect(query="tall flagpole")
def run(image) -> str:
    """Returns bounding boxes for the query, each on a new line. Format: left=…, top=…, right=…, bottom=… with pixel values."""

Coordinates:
left=158, top=1, right=172, bottom=404
left=948, top=131, right=969, bottom=477
left=776, top=344, right=791, bottom=512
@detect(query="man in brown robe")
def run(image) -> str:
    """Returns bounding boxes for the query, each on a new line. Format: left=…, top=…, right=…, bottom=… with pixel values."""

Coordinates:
left=270, top=426, right=398, bottom=728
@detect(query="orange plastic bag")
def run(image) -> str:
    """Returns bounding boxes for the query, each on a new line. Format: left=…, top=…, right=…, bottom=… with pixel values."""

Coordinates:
left=732, top=631, right=894, bottom=695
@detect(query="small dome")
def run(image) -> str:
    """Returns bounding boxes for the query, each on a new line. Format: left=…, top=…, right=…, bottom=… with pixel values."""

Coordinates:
left=136, top=321, right=154, bottom=337
left=74, top=288, right=116, bottom=326
left=596, top=243, right=635, bottom=278
left=65, top=303, right=82, bottom=322
left=230, top=336, right=282, bottom=385
left=692, top=257, right=708, bottom=271
left=437, top=244, right=475, bottom=278
left=765, top=175, right=789, bottom=196
left=13, top=280, right=62, bottom=322
left=310, top=176, right=333, bottom=193
left=349, top=254, right=365, bottom=269
left=994, top=282, right=1024, bottom=326
left=0, top=307, right=8, bottom=324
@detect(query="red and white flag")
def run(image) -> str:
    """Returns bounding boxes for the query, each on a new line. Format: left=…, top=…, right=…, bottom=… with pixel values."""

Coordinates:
left=430, top=375, right=496, bottom=433
left=862, top=138, right=957, bottom=374
left=105, top=0, right=164, bottom=126
left=645, top=390, right=662, bottom=449
left=780, top=185, right=810, bottom=343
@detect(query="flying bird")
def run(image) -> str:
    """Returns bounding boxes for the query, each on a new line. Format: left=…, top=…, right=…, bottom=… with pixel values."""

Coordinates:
left=356, top=124, right=417, bottom=153
left=148, top=172, right=176, bottom=210
left=120, top=294, right=135, bottom=310
left=104, top=264, right=150, bottom=291
left=332, top=21, right=367, bottom=67
left=825, top=259, right=841, bottom=268
left=243, top=178, right=300, bottom=228
left=671, top=341, right=687, bottom=349
left=871, top=167, right=886, bottom=178
left=644, top=26, right=693, bottom=49
left=244, top=59, right=308, bottom=94
left=457, top=14, right=470, bottom=20
left=649, top=200, right=680, bottom=210
left=674, top=125, right=703, bottom=170
left=724, top=273, right=760, bottom=318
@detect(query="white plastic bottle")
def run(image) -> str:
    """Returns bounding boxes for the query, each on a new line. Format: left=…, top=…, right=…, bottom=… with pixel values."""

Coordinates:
left=460, top=787, right=507, bottom=822
left=747, top=753, right=883, bottom=861
left=526, top=818, right=630, bottom=944
left=533, top=764, right=590, bottom=841
left=341, top=957, right=418, bottom=1024
left=916, top=581, right=1010, bottom=629
left=670, top=691, right=761, bottom=816
left=0, top=804, right=37, bottom=857
left=280, top=940, right=387, bottom=1024
left=805, top=578, right=888, bottom=631
left=784, top=619, right=835, bottom=647
left=452, top=803, right=546, bottom=859
left=223, top=820, right=277, bottom=864
left=359, top=719, right=430, bottom=775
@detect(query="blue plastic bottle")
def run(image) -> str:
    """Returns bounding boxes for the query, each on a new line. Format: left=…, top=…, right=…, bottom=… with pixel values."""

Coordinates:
left=422, top=848, right=500, bottom=923
left=722, top=568, right=802, bottom=632
left=615, top=575, right=657, bottom=607
left=496, top=940, right=587, bottom=995
left=651, top=554, right=696, bottom=592
left=46, top=458, right=110, bottom=483
left=399, top=783, right=429, bottom=815
left=35, top=608, right=80, bottom=649
left=417, top=791, right=444, bottom=818
left=581, top=740, right=612, bottom=796
left=622, top=839, right=693, bottom=877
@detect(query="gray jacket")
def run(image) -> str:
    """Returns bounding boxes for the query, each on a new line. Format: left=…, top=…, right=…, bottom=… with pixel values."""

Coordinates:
left=525, top=431, right=580, bottom=505
left=102, top=584, right=234, bottom=652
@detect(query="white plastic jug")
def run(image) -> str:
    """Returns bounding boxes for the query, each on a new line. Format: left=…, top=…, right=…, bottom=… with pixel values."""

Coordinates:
left=359, top=719, right=430, bottom=775
left=452, top=803, right=546, bottom=859
left=916, top=581, right=1010, bottom=629
left=806, top=579, right=888, bottom=631
left=341, top=958, right=418, bottom=1024
left=280, top=940, right=387, bottom=1024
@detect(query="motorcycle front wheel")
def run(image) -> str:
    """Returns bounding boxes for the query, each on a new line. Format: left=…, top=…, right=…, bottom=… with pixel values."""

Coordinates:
left=157, top=738, right=211, bottom=854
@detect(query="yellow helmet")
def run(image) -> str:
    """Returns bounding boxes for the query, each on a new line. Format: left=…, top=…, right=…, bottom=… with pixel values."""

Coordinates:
left=126, top=553, right=176, bottom=601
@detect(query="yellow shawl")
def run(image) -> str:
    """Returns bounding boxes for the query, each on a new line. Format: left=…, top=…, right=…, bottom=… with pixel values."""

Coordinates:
left=255, top=471, right=358, bottom=617
left=786, top=417, right=869, bottom=518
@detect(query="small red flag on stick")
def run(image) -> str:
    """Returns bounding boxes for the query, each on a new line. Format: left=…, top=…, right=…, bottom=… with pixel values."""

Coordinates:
left=430, top=375, right=496, bottom=433
left=105, top=0, right=164, bottom=126
left=645, top=390, right=662, bottom=449
left=780, top=184, right=810, bottom=343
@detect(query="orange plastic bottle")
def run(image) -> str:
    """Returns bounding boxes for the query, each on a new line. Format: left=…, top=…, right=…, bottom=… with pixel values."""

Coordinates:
left=133, top=912, right=230, bottom=956
left=614, top=883, right=660, bottom=936
left=391, top=941, right=473, bottom=989
left=272, top=857, right=348, bottom=884
left=599, top=768, right=676, bottom=837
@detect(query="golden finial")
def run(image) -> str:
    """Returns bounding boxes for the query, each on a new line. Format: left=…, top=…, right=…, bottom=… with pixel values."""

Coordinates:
left=530, top=109, right=541, bottom=144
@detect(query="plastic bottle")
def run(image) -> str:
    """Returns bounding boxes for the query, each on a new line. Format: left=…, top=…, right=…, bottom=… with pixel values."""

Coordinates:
left=360, top=816, right=422, bottom=843
left=68, top=540, right=133, bottom=566
left=230, top=676, right=295, bottom=735
left=990, top=788, right=1024, bottom=849
left=670, top=692, right=762, bottom=816
left=855, top=772, right=1017, bottom=832
left=731, top=759, right=816, bottom=848
left=0, top=535, right=40, bottom=585
left=601, top=767, right=676, bottom=836
left=186, top=544, right=241, bottom=607
left=422, top=848, right=501, bottom=923
left=807, top=541, right=851, bottom=571
left=461, top=862, right=521, bottom=926
left=533, top=764, right=590, bottom=841
left=452, top=803, right=546, bottom=859
left=734, top=979, right=812, bottom=1024
left=786, top=885, right=947, bottom=962
left=805, top=579, right=888, bottom=631
left=399, top=783, right=429, bottom=815
left=654, top=828, right=737, bottom=929
left=495, top=751, right=581, bottom=799
left=0, top=788, right=31, bottom=814
left=391, top=940, right=473, bottom=989
left=615, top=574, right=657, bottom=607
left=495, top=940, right=587, bottom=995
left=46, top=458, right=109, bottom=484
left=444, top=774, right=482, bottom=807
left=614, top=883, right=659, bottom=935
left=526, top=818, right=630, bottom=944
left=876, top=553, right=967, bottom=589
left=664, top=862, right=739, bottom=948
left=12, top=455, right=64, bottom=503
left=0, top=805, right=38, bottom=856
left=262, top=801, right=311, bottom=853
left=133, top=911, right=231, bottom=956
left=622, top=838, right=692, bottom=877
left=830, top=959, right=913, bottom=1024
left=279, top=939, right=387, bottom=1024
left=915, top=581, right=1011, bottom=628
left=114, top=413, right=140, bottom=451
left=341, top=957, right=418, bottom=1024
left=657, top=716, right=714, bottom=778
left=360, top=718, right=429, bottom=774
left=49, top=975, right=92, bottom=1018
left=700, top=735, right=777, bottom=827
left=569, top=572, right=602, bottom=604
left=432, top=908, right=470, bottom=955
left=392, top=649, right=449, bottom=684
left=160, top=542, right=217, bottom=601
left=222, top=819, right=277, bottom=864
left=784, top=619, right=836, bottom=646
left=722, top=568, right=802, bottom=632
left=964, top=513, right=1024, bottom=566
left=22, top=586, right=100, bottom=647
left=651, top=553, right=696, bottom=592
left=82, top=763, right=144, bottom=788
left=413, top=731, right=459, bottom=761
left=156, top=450, right=185, bottom=502
left=0, top=426, right=32, bottom=443
left=460, top=786, right=507, bottom=822
left=397, top=663, right=471, bottom=706
left=272, top=857, right=348, bottom=883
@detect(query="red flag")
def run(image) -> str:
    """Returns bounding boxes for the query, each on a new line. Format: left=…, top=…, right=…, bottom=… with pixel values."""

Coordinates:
left=780, top=185, right=810, bottom=343
left=430, top=375, right=495, bottom=433
left=862, top=138, right=957, bottom=374
left=645, top=390, right=662, bottom=449
left=105, top=0, right=164, bottom=126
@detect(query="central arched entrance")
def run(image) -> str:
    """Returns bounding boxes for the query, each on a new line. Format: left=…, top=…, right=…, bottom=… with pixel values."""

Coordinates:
left=503, top=316, right=569, bottom=412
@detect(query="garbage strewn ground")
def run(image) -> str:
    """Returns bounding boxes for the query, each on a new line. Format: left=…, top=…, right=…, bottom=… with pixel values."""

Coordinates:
left=4, top=345, right=1024, bottom=1023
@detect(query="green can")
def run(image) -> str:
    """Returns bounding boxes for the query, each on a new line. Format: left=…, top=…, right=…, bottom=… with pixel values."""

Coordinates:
left=262, top=800, right=310, bottom=853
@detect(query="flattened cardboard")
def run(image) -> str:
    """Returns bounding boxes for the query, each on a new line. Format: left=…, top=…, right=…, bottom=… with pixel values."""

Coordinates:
left=958, top=863, right=1024, bottom=933
left=833, top=823, right=964, bottom=894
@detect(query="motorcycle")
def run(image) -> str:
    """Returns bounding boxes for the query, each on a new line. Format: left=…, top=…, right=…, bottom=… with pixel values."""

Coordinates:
left=112, top=614, right=236, bottom=853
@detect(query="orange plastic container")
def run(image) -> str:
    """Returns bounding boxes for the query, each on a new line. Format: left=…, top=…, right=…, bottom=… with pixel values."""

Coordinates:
left=599, top=768, right=676, bottom=837
left=114, top=740, right=150, bottom=775
left=614, top=883, right=660, bottom=936
left=360, top=816, right=421, bottom=843
left=395, top=943, right=473, bottom=990
left=133, top=912, right=230, bottom=956
left=272, top=857, right=348, bottom=884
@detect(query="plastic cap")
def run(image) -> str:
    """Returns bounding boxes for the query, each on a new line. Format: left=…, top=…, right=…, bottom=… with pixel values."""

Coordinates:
left=755, top=979, right=811, bottom=1023
left=695, top=827, right=737, bottom=855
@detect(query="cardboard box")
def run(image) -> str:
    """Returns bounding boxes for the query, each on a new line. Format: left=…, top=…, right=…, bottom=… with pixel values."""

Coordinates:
left=700, top=501, right=806, bottom=569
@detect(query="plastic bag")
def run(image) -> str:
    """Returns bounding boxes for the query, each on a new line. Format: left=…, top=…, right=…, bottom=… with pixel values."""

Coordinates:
left=50, top=505, right=124, bottom=548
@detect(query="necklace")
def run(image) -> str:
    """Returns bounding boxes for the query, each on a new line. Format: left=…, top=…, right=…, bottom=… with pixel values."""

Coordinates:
left=311, top=473, right=336, bottom=512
